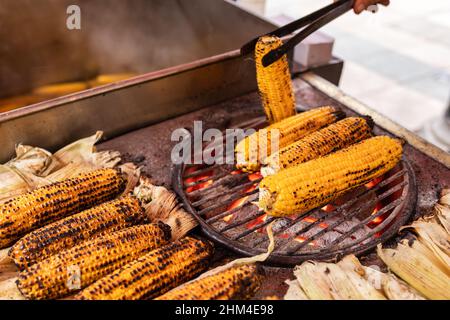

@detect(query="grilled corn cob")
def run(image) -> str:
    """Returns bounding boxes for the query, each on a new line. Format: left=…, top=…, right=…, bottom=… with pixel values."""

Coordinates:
left=261, top=117, right=373, bottom=176
left=156, top=264, right=262, bottom=300
left=256, top=36, right=296, bottom=124
left=258, top=136, right=402, bottom=217
left=77, top=237, right=213, bottom=300
left=0, top=168, right=125, bottom=248
left=17, top=223, right=170, bottom=300
left=9, top=195, right=145, bottom=270
left=235, top=106, right=344, bottom=172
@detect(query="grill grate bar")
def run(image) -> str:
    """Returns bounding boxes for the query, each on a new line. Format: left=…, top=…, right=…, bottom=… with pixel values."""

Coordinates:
left=206, top=194, right=258, bottom=223
left=328, top=195, right=405, bottom=248
left=192, top=179, right=258, bottom=207
left=218, top=210, right=270, bottom=233
left=331, top=196, right=407, bottom=252
left=183, top=164, right=220, bottom=179
left=232, top=216, right=277, bottom=240
left=184, top=171, right=227, bottom=188
left=285, top=181, right=407, bottom=254
left=197, top=188, right=260, bottom=216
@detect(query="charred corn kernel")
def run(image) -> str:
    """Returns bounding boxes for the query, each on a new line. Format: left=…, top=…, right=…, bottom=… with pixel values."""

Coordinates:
left=261, top=117, right=373, bottom=176
left=9, top=195, right=145, bottom=270
left=258, top=136, right=402, bottom=217
left=0, top=168, right=125, bottom=248
left=235, top=106, right=344, bottom=172
left=76, top=237, right=213, bottom=300
left=32, top=82, right=88, bottom=96
left=156, top=264, right=262, bottom=300
left=17, top=223, right=170, bottom=300
left=256, top=36, right=296, bottom=124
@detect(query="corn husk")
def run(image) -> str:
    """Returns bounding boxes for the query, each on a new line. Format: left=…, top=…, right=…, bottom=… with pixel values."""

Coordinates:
left=361, top=265, right=425, bottom=300
left=381, top=272, right=426, bottom=300
left=435, top=201, right=450, bottom=233
left=42, top=131, right=121, bottom=182
left=401, top=219, right=450, bottom=272
left=377, top=241, right=450, bottom=300
left=283, top=279, right=309, bottom=300
left=439, top=189, right=450, bottom=206
left=0, top=278, right=24, bottom=300
left=336, top=256, right=386, bottom=300
left=294, top=262, right=334, bottom=300
left=133, top=176, right=197, bottom=240
left=0, top=144, right=55, bottom=202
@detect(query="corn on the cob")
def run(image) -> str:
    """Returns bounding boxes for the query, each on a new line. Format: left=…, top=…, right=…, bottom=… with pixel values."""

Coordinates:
left=258, top=136, right=402, bottom=217
left=156, top=264, right=261, bottom=300
left=9, top=195, right=145, bottom=270
left=32, top=82, right=88, bottom=96
left=235, top=106, right=344, bottom=172
left=76, top=237, right=213, bottom=300
left=0, top=168, right=125, bottom=248
left=261, top=117, right=373, bottom=176
left=16, top=223, right=170, bottom=300
left=255, top=36, right=296, bottom=124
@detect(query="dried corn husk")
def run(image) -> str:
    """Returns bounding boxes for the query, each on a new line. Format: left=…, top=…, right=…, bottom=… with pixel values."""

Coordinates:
left=294, top=262, right=334, bottom=300
left=133, top=176, right=197, bottom=240
left=283, top=279, right=309, bottom=300
left=377, top=241, right=450, bottom=300
left=435, top=191, right=450, bottom=233
left=336, top=257, right=386, bottom=300
left=0, top=146, right=54, bottom=202
left=381, top=272, right=425, bottom=300
left=41, top=131, right=121, bottom=182
left=401, top=219, right=450, bottom=272
left=439, top=189, right=450, bottom=206
left=361, top=264, right=425, bottom=300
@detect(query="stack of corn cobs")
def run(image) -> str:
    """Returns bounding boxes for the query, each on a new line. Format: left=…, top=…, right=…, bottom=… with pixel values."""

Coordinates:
left=237, top=35, right=403, bottom=217
left=0, top=166, right=263, bottom=300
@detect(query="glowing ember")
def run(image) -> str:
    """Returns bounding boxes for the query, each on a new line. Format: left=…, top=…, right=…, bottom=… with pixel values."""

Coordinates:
left=227, top=196, right=249, bottom=211
left=294, top=236, right=317, bottom=246
left=223, top=214, right=234, bottom=223
left=185, top=180, right=213, bottom=193
left=223, top=184, right=258, bottom=222
left=365, top=176, right=384, bottom=189
left=303, top=216, right=317, bottom=223
left=321, top=204, right=336, bottom=212
left=367, top=203, right=385, bottom=227
left=231, top=170, right=243, bottom=175
left=246, top=213, right=268, bottom=231
left=248, top=172, right=262, bottom=181
left=184, top=166, right=214, bottom=193
left=278, top=233, right=290, bottom=239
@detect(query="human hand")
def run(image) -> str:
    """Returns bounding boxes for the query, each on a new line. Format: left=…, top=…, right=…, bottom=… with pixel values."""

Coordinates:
left=353, top=0, right=390, bottom=14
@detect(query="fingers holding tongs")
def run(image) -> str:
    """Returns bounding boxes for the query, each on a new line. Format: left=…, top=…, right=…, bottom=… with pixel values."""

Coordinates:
left=240, top=0, right=354, bottom=67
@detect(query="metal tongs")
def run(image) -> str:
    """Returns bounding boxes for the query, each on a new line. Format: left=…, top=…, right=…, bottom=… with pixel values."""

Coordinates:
left=241, top=0, right=354, bottom=67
